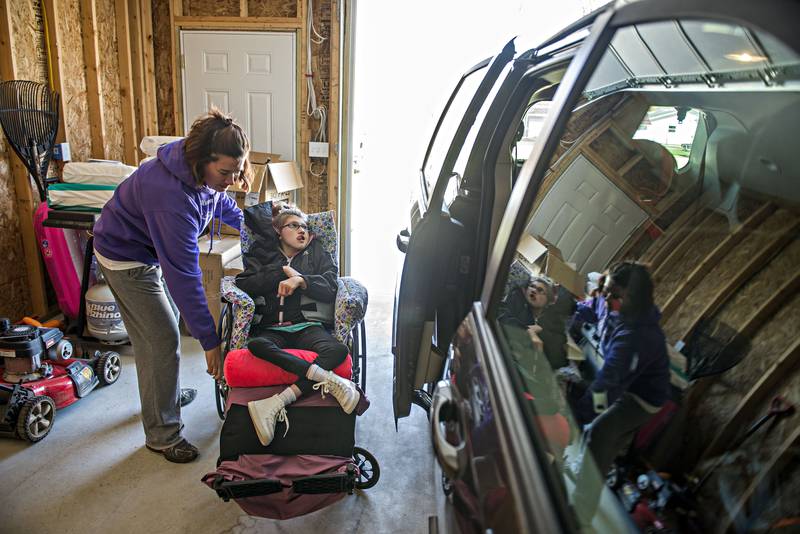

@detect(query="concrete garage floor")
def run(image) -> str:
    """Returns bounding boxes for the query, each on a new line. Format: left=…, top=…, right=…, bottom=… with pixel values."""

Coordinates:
left=0, top=296, right=438, bottom=533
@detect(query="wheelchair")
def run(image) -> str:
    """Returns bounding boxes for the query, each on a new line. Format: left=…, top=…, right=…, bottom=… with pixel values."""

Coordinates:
left=212, top=209, right=369, bottom=420
left=204, top=208, right=379, bottom=518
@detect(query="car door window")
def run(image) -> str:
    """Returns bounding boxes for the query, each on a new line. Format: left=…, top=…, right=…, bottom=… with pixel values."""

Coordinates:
left=422, top=59, right=489, bottom=208
left=490, top=16, right=800, bottom=533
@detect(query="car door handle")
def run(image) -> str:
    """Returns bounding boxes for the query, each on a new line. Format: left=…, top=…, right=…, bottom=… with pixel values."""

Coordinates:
left=396, top=229, right=410, bottom=253
left=431, top=380, right=467, bottom=479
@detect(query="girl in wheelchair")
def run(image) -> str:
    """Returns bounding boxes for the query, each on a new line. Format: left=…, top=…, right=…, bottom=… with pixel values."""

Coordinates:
left=235, top=203, right=360, bottom=446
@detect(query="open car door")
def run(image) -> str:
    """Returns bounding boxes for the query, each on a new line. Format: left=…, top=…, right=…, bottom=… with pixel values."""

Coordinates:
left=392, top=42, right=515, bottom=421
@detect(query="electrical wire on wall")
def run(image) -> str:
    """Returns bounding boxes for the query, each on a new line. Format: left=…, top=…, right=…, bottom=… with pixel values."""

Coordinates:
left=306, top=0, right=327, bottom=178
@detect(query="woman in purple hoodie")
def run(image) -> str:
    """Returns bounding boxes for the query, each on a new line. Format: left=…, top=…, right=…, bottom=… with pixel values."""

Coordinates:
left=570, top=261, right=670, bottom=523
left=93, top=109, right=252, bottom=463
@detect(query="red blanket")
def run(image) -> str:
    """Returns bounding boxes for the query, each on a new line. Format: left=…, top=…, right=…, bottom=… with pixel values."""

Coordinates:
left=224, top=348, right=352, bottom=388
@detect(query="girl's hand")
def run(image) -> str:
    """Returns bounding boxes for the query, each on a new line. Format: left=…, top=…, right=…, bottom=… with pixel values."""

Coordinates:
left=527, top=325, right=544, bottom=352
left=278, top=276, right=306, bottom=296
left=283, top=265, right=301, bottom=278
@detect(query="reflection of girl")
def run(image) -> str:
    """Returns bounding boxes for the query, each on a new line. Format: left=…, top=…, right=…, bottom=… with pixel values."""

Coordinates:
left=571, top=261, right=669, bottom=522
left=498, top=275, right=568, bottom=368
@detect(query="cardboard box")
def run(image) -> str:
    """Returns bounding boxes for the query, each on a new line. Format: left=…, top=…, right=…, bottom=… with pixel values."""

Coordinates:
left=216, top=151, right=280, bottom=235
left=516, top=233, right=585, bottom=297
left=197, top=234, right=242, bottom=328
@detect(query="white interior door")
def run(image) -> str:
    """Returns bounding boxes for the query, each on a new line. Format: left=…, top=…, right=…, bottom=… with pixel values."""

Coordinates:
left=181, top=31, right=295, bottom=160
left=527, top=154, right=648, bottom=274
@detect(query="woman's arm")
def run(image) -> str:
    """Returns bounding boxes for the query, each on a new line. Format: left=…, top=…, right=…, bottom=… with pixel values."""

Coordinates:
left=145, top=208, right=220, bottom=350
left=215, top=191, right=243, bottom=230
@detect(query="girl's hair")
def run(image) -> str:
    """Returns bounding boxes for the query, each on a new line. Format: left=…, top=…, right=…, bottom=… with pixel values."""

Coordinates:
left=607, top=261, right=654, bottom=319
left=274, top=206, right=309, bottom=231
left=528, top=274, right=557, bottom=304
left=183, top=107, right=253, bottom=190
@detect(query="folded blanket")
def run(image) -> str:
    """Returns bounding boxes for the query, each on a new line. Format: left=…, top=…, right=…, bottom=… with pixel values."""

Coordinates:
left=140, top=135, right=183, bottom=156
left=47, top=182, right=117, bottom=212
left=62, top=161, right=136, bottom=185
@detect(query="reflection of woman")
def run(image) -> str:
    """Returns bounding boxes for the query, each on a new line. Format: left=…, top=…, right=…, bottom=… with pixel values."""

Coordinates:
left=571, top=261, right=669, bottom=522
left=498, top=275, right=568, bottom=369
left=93, top=109, right=251, bottom=463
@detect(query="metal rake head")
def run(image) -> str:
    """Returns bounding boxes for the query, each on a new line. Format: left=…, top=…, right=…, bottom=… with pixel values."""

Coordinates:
left=0, top=80, right=60, bottom=201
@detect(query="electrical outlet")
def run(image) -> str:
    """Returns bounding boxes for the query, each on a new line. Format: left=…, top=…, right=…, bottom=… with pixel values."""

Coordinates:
left=309, top=141, right=329, bottom=158
left=53, top=142, right=71, bottom=161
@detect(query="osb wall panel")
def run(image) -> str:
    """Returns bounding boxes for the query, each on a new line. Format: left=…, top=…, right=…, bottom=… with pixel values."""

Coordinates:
left=697, top=294, right=800, bottom=525
left=2, top=0, right=49, bottom=317
left=183, top=0, right=239, bottom=16
left=652, top=212, right=728, bottom=310
left=661, top=208, right=797, bottom=341
left=152, top=0, right=175, bottom=135
left=715, top=238, right=800, bottom=327
left=0, top=138, right=32, bottom=320
left=58, top=0, right=92, bottom=161
left=306, top=0, right=331, bottom=212
left=97, top=0, right=124, bottom=161
left=248, top=0, right=297, bottom=17
left=10, top=0, right=49, bottom=83
left=690, top=291, right=800, bottom=441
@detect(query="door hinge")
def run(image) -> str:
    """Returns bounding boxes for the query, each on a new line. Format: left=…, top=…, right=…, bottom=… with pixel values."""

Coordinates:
left=180, top=54, right=185, bottom=69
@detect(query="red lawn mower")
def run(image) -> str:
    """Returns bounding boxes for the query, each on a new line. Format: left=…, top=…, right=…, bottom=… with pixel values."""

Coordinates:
left=0, top=318, right=121, bottom=443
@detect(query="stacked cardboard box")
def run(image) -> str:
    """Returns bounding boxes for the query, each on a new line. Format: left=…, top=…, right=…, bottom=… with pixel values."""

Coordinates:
left=197, top=234, right=242, bottom=329
left=515, top=234, right=586, bottom=298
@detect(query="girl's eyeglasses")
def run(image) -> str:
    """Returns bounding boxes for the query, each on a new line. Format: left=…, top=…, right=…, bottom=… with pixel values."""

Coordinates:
left=282, top=222, right=309, bottom=231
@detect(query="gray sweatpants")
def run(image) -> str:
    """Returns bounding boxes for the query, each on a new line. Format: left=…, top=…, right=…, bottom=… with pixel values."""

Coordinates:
left=571, top=393, right=655, bottom=525
left=99, top=263, right=184, bottom=449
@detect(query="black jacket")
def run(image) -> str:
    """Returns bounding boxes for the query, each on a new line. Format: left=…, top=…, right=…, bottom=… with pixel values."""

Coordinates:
left=235, top=202, right=338, bottom=327
left=497, top=287, right=569, bottom=369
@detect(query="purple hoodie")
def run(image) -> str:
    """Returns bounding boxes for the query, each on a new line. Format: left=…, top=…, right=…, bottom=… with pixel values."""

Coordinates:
left=93, top=140, right=242, bottom=350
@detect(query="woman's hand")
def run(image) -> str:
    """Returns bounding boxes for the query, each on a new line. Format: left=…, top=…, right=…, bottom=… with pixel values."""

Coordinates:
left=278, top=275, right=306, bottom=297
left=271, top=201, right=288, bottom=215
left=205, top=345, right=222, bottom=380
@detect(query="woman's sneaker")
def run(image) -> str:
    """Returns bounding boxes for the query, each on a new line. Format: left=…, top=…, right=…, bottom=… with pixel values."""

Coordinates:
left=248, top=395, right=290, bottom=446
left=312, top=371, right=360, bottom=414
left=145, top=439, right=199, bottom=463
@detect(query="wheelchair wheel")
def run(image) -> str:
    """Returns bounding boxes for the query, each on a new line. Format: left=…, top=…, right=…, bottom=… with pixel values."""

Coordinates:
left=215, top=301, right=234, bottom=420
left=353, top=446, right=380, bottom=490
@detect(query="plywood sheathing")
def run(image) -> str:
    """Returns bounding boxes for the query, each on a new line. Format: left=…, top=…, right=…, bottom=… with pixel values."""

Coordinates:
left=57, top=0, right=92, bottom=161
left=1, top=0, right=51, bottom=317
left=97, top=0, right=124, bottom=161
left=652, top=211, right=728, bottom=311
left=183, top=0, right=239, bottom=17
left=10, top=0, right=49, bottom=84
left=0, top=139, right=33, bottom=320
left=151, top=0, right=175, bottom=135
left=664, top=209, right=798, bottom=342
left=307, top=0, right=331, bottom=212
left=248, top=0, right=297, bottom=17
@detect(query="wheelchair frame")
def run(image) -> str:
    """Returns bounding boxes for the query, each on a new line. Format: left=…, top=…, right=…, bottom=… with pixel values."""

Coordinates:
left=213, top=299, right=368, bottom=421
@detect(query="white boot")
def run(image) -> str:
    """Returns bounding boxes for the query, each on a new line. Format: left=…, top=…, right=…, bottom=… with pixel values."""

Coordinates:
left=247, top=395, right=289, bottom=446
left=312, top=370, right=360, bottom=414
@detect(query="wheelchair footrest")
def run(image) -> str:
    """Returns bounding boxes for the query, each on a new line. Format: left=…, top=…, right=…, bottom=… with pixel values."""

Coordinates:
left=212, top=477, right=284, bottom=501
left=292, top=465, right=356, bottom=495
